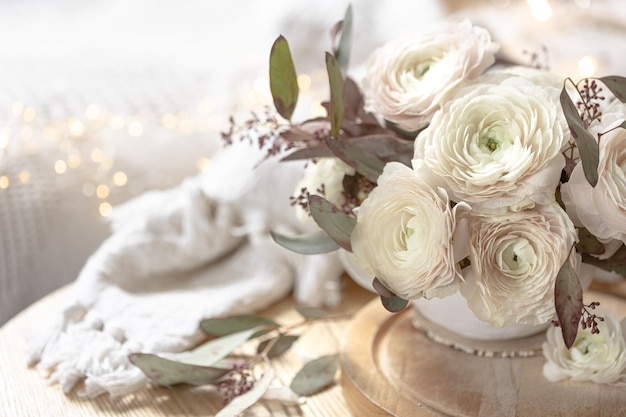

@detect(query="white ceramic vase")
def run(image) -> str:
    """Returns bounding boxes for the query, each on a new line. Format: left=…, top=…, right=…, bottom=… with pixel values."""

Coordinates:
left=411, top=290, right=549, bottom=341
left=339, top=249, right=555, bottom=341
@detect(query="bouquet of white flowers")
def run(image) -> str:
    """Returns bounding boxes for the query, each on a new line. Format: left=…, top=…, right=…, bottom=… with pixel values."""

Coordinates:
left=119, top=8, right=626, bottom=415
left=223, top=6, right=626, bottom=385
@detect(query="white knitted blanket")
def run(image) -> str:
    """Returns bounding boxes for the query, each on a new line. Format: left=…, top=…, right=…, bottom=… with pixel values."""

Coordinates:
left=26, top=142, right=344, bottom=397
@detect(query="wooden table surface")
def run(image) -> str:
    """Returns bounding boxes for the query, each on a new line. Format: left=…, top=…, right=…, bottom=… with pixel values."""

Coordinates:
left=0, top=276, right=376, bottom=417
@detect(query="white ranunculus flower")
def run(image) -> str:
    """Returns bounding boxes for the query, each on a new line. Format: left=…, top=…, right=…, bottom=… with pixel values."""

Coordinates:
left=350, top=161, right=469, bottom=300
left=543, top=312, right=626, bottom=386
left=292, top=157, right=355, bottom=223
left=415, top=72, right=568, bottom=213
left=561, top=119, right=626, bottom=257
left=460, top=203, right=578, bottom=326
left=361, top=19, right=498, bottom=132
left=501, top=66, right=563, bottom=93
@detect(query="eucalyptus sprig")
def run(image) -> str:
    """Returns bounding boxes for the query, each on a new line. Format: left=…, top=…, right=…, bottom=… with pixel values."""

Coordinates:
left=129, top=306, right=350, bottom=416
left=223, top=4, right=413, bottom=265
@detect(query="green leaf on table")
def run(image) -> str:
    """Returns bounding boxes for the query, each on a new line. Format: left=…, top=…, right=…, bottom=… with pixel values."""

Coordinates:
left=269, top=35, right=299, bottom=121
left=560, top=85, right=599, bottom=187
left=128, top=353, right=231, bottom=386
left=257, top=335, right=300, bottom=358
left=296, top=306, right=330, bottom=320
left=290, top=355, right=339, bottom=396
left=270, top=230, right=340, bottom=254
left=335, top=4, right=353, bottom=75
left=215, top=367, right=276, bottom=417
left=188, top=328, right=262, bottom=363
left=599, top=75, right=626, bottom=102
left=129, top=327, right=265, bottom=386
left=326, top=52, right=344, bottom=138
left=372, top=277, right=409, bottom=313
left=200, top=315, right=278, bottom=338
left=554, top=258, right=583, bottom=349
left=308, top=194, right=356, bottom=251
left=324, top=136, right=386, bottom=183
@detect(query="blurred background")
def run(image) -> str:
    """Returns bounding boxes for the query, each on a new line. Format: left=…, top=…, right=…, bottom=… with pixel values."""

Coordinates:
left=2, top=0, right=625, bottom=325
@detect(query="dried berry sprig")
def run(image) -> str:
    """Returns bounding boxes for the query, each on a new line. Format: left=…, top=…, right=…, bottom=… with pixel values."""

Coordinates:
left=221, top=107, right=295, bottom=159
left=218, top=363, right=256, bottom=405
left=551, top=301, right=605, bottom=335
left=580, top=301, right=605, bottom=334
left=290, top=183, right=326, bottom=214
left=290, top=171, right=376, bottom=218
left=576, top=79, right=605, bottom=129
left=523, top=45, right=550, bottom=70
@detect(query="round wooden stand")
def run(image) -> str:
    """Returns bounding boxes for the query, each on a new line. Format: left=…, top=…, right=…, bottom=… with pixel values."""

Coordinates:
left=339, top=291, right=626, bottom=417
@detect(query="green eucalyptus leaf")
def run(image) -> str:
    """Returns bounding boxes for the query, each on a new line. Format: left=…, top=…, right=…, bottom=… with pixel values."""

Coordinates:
left=326, top=52, right=344, bottom=138
left=296, top=306, right=330, bottom=319
left=343, top=77, right=364, bottom=121
left=380, top=295, right=409, bottom=313
left=129, top=327, right=266, bottom=386
left=352, top=134, right=413, bottom=167
left=189, top=328, right=261, bottom=364
left=560, top=86, right=599, bottom=187
left=282, top=134, right=413, bottom=168
left=385, top=120, right=422, bottom=141
left=325, top=136, right=385, bottom=183
left=290, top=355, right=339, bottom=396
left=335, top=5, right=353, bottom=75
left=280, top=130, right=313, bottom=143
left=270, top=230, right=340, bottom=254
left=554, top=258, right=583, bottom=349
left=281, top=144, right=334, bottom=161
left=128, top=353, right=231, bottom=386
left=257, top=335, right=300, bottom=358
left=576, top=227, right=606, bottom=256
left=215, top=367, right=276, bottom=417
left=270, top=35, right=299, bottom=121
left=372, top=277, right=394, bottom=298
left=372, top=278, right=409, bottom=313
left=200, top=315, right=278, bottom=338
left=581, top=244, right=626, bottom=277
left=308, top=194, right=356, bottom=251
left=599, top=75, right=626, bottom=102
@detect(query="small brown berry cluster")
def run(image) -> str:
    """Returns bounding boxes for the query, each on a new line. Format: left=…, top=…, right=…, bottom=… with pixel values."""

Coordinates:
left=218, top=364, right=256, bottom=405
